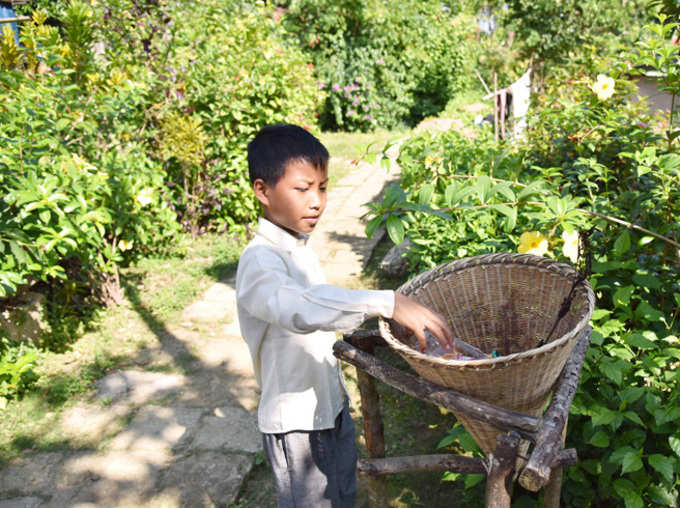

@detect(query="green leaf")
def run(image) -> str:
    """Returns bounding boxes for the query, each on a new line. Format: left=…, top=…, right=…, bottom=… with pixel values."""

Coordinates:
left=648, top=484, right=678, bottom=506
left=599, top=359, right=624, bottom=385
left=669, top=436, right=680, bottom=457
left=613, top=285, right=635, bottom=307
left=490, top=203, right=516, bottom=218
left=365, top=216, right=382, bottom=238
left=625, top=332, right=657, bottom=350
left=591, top=309, right=612, bottom=321
left=441, top=471, right=460, bottom=482
left=623, top=411, right=644, bottom=426
left=457, top=431, right=478, bottom=452
left=621, top=451, right=643, bottom=474
left=386, top=215, right=405, bottom=246
left=465, top=474, right=484, bottom=489
left=492, top=182, right=515, bottom=201
left=613, top=479, right=644, bottom=508
left=474, top=175, right=492, bottom=204
left=444, top=184, right=473, bottom=207
left=620, top=387, right=645, bottom=404
left=517, top=181, right=544, bottom=201
left=589, top=430, right=610, bottom=447
left=590, top=405, right=619, bottom=426
left=55, top=118, right=71, bottom=130
left=613, top=231, right=631, bottom=256
left=633, top=271, right=662, bottom=290
left=417, top=184, right=435, bottom=205
left=648, top=454, right=675, bottom=483
left=382, top=185, right=406, bottom=208
left=635, top=302, right=665, bottom=323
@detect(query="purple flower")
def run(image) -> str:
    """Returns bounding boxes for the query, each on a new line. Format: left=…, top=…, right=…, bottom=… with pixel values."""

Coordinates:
left=377, top=59, right=384, bottom=65
left=332, top=84, right=340, bottom=91
left=319, top=83, right=325, bottom=89
left=348, top=109, right=356, bottom=115
left=352, top=97, right=359, bottom=105
left=364, top=115, right=372, bottom=120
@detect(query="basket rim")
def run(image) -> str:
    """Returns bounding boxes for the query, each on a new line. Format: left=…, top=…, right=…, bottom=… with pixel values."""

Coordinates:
left=379, top=252, right=595, bottom=368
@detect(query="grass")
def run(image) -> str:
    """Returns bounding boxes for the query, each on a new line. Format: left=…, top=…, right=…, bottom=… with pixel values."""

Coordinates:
left=0, top=232, right=244, bottom=463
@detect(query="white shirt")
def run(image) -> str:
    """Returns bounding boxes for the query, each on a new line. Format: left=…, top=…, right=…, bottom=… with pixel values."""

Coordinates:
left=236, top=218, right=395, bottom=433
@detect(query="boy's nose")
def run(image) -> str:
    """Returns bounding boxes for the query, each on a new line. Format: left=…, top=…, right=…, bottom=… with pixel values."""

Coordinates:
left=309, top=190, right=323, bottom=209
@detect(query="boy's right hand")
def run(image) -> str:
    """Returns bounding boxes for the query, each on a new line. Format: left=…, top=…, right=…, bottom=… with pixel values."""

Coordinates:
left=392, top=292, right=454, bottom=353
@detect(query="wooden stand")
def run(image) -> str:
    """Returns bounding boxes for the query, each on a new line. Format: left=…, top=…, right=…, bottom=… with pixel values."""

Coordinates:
left=335, top=327, right=591, bottom=507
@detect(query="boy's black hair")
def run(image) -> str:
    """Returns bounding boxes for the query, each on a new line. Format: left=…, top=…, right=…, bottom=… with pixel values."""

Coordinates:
left=247, top=124, right=329, bottom=186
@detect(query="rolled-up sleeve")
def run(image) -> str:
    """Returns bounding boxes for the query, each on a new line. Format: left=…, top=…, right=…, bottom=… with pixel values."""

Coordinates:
left=236, top=246, right=394, bottom=334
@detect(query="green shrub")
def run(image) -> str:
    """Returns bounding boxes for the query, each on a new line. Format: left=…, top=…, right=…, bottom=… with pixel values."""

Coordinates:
left=282, top=0, right=473, bottom=131
left=98, top=0, right=324, bottom=233
left=504, top=0, right=648, bottom=84
left=0, top=7, right=181, bottom=303
left=0, top=334, right=38, bottom=407
left=363, top=26, right=679, bottom=503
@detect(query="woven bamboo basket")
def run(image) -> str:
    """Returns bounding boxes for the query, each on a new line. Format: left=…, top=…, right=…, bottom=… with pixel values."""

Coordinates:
left=379, top=253, right=595, bottom=455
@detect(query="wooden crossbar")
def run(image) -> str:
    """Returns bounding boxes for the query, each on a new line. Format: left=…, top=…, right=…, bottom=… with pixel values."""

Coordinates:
left=335, top=326, right=592, bottom=507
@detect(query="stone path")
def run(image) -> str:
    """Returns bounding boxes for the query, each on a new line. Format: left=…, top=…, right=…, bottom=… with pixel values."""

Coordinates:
left=0, top=150, right=401, bottom=508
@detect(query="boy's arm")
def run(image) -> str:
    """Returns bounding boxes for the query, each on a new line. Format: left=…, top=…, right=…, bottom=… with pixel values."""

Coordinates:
left=237, top=246, right=394, bottom=334
left=237, top=246, right=454, bottom=351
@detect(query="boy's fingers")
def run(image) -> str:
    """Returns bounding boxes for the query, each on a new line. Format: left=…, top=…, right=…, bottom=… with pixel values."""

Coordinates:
left=428, top=312, right=454, bottom=349
left=430, top=323, right=453, bottom=350
left=414, top=328, right=427, bottom=353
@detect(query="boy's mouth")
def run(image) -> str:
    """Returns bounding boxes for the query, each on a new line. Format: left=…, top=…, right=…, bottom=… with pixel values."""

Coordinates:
left=303, top=216, right=320, bottom=225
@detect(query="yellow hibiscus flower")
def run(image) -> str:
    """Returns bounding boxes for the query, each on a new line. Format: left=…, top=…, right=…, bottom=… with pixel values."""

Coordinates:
left=118, top=239, right=133, bottom=251
left=518, top=231, right=549, bottom=256
left=562, top=230, right=579, bottom=263
left=591, top=74, right=615, bottom=101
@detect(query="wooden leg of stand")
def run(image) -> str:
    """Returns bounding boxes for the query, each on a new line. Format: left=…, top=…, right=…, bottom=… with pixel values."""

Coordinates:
left=543, top=419, right=568, bottom=508
left=355, top=356, right=387, bottom=508
left=486, top=432, right=521, bottom=508
left=357, top=367, right=385, bottom=458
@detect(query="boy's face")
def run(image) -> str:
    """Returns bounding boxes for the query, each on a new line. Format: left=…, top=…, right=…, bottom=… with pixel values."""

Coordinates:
left=253, top=159, right=328, bottom=238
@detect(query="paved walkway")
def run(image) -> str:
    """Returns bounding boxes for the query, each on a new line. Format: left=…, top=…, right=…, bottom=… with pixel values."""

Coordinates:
left=0, top=152, right=401, bottom=508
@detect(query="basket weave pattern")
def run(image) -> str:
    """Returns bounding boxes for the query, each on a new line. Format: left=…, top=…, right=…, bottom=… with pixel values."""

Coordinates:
left=379, top=253, right=595, bottom=454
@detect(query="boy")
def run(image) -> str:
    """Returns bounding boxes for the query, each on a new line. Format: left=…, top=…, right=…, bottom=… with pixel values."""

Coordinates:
left=236, top=123, right=453, bottom=507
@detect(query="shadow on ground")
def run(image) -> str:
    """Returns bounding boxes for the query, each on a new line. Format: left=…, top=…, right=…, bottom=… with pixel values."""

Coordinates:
left=0, top=256, right=262, bottom=507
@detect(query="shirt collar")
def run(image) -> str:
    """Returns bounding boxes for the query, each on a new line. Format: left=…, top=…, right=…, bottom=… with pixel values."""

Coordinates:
left=257, top=218, right=309, bottom=249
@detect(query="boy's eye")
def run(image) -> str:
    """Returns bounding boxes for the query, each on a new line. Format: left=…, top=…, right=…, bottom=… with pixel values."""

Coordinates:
left=320, top=187, right=327, bottom=192
left=295, top=187, right=308, bottom=192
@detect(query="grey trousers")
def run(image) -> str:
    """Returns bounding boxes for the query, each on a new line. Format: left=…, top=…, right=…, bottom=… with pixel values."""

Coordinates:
left=262, top=402, right=357, bottom=508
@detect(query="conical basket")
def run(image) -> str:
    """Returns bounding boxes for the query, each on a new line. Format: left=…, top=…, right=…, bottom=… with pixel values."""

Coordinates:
left=379, top=253, right=594, bottom=455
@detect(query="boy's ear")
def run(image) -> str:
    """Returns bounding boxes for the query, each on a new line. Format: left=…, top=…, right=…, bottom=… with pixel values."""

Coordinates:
left=252, top=178, right=270, bottom=207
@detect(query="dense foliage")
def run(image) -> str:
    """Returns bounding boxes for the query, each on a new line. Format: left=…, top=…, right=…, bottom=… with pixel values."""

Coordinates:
left=0, top=0, right=323, bottom=402
left=364, top=17, right=680, bottom=506
left=281, top=0, right=473, bottom=131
